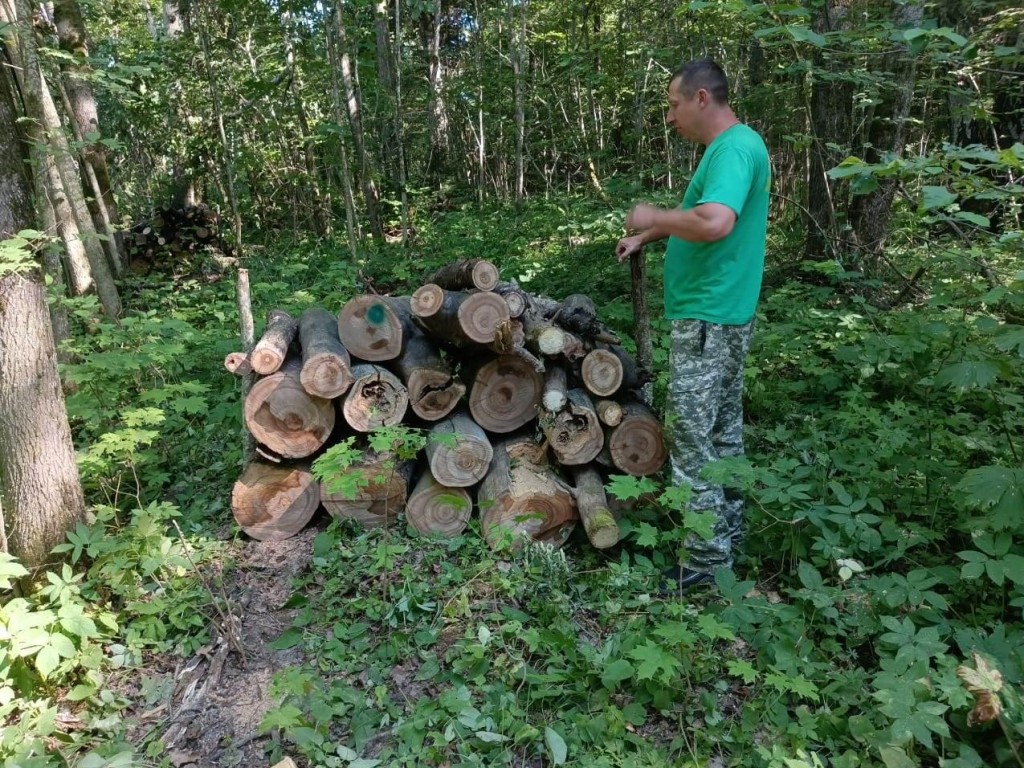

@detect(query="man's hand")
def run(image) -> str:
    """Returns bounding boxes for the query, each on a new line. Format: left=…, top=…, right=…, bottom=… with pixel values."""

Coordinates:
left=615, top=234, right=645, bottom=263
left=625, top=203, right=662, bottom=232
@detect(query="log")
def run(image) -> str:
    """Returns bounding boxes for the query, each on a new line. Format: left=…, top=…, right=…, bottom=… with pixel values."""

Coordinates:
left=542, top=365, right=568, bottom=413
left=607, top=401, right=668, bottom=476
left=553, top=293, right=619, bottom=343
left=224, top=352, right=252, bottom=376
left=581, top=348, right=623, bottom=397
left=603, top=344, right=643, bottom=391
left=251, top=310, right=299, bottom=375
left=388, top=331, right=465, bottom=421
left=231, top=462, right=319, bottom=541
left=299, top=307, right=354, bottom=398
left=494, top=281, right=528, bottom=318
left=411, top=285, right=510, bottom=345
left=338, top=295, right=413, bottom=361
left=540, top=389, right=603, bottom=466
left=342, top=364, right=409, bottom=431
left=524, top=322, right=567, bottom=357
left=320, top=452, right=414, bottom=528
left=561, top=330, right=587, bottom=361
left=405, top=468, right=473, bottom=537
left=425, top=410, right=493, bottom=487
left=571, top=466, right=620, bottom=549
left=244, top=359, right=335, bottom=458
left=478, top=437, right=578, bottom=550
left=595, top=399, right=623, bottom=427
left=467, top=355, right=543, bottom=433
left=428, top=258, right=500, bottom=292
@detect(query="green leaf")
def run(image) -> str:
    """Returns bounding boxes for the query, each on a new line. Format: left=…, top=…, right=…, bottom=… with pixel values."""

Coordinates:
left=786, top=25, right=826, bottom=47
left=993, top=325, right=1024, bottom=358
left=1002, top=554, right=1024, bottom=586
left=953, top=211, right=990, bottom=228
left=605, top=474, right=657, bottom=501
left=697, top=614, right=735, bottom=641
left=956, top=466, right=1024, bottom=529
left=880, top=746, right=919, bottom=768
left=727, top=659, right=758, bottom=684
left=600, top=659, right=635, bottom=689
left=67, top=683, right=98, bottom=701
left=475, top=731, right=507, bottom=743
left=544, top=726, right=568, bottom=765
left=36, top=644, right=61, bottom=679
left=921, top=186, right=957, bottom=211
left=628, top=640, right=683, bottom=682
left=933, top=361, right=1000, bottom=390
left=269, top=628, right=303, bottom=650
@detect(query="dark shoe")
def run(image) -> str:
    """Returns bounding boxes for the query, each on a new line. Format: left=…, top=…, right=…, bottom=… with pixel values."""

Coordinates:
left=658, top=565, right=716, bottom=596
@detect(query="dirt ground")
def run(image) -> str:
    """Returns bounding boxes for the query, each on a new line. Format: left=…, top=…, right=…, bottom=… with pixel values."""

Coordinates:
left=121, top=525, right=320, bottom=768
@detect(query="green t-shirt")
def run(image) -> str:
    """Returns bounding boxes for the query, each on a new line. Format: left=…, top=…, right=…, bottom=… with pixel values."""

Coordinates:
left=663, top=123, right=770, bottom=325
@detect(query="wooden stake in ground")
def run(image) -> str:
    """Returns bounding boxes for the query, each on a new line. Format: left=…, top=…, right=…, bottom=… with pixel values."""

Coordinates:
left=337, top=295, right=413, bottom=361
left=299, top=307, right=354, bottom=398
left=320, top=453, right=415, bottom=528
left=629, top=252, right=654, bottom=405
left=606, top=400, right=667, bottom=476
left=467, top=355, right=543, bottom=433
left=388, top=331, right=465, bottom=421
left=540, top=388, right=603, bottom=466
left=244, top=359, right=335, bottom=458
left=342, top=364, right=409, bottom=431
left=231, top=462, right=320, bottom=540
left=571, top=465, right=620, bottom=549
left=478, top=437, right=578, bottom=550
left=425, top=410, right=493, bottom=487
left=236, top=269, right=256, bottom=463
left=405, top=468, right=473, bottom=537
left=428, top=258, right=499, bottom=292
left=251, top=309, right=299, bottom=375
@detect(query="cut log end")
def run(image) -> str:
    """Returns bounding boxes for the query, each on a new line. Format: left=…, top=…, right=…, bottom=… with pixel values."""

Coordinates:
left=581, top=348, right=624, bottom=397
left=608, top=402, right=668, bottom=476
left=320, top=455, right=414, bottom=528
left=458, top=291, right=510, bottom=343
left=406, top=470, right=473, bottom=538
left=343, top=364, right=410, bottom=432
left=232, top=463, right=319, bottom=541
left=468, top=355, right=543, bottom=433
left=244, top=362, right=336, bottom=459
left=338, top=295, right=405, bottom=361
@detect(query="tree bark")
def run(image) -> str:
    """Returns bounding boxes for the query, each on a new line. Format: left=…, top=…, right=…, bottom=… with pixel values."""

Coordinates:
left=299, top=307, right=353, bottom=398
left=428, top=259, right=500, bottom=292
left=406, top=468, right=473, bottom=538
left=0, top=76, right=86, bottom=567
left=478, top=437, right=577, bottom=550
left=244, top=359, right=336, bottom=458
left=425, top=410, right=493, bottom=487
left=571, top=466, right=619, bottom=549
left=411, top=285, right=510, bottom=345
left=466, top=354, right=543, bottom=433
left=231, top=462, right=319, bottom=541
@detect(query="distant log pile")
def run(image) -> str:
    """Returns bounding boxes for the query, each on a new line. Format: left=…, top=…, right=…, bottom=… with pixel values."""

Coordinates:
left=228, top=259, right=665, bottom=550
left=125, top=204, right=226, bottom=273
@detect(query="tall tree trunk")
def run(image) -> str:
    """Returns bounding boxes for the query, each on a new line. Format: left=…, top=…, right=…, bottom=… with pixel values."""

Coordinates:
left=0, top=68, right=86, bottom=569
left=848, top=0, right=924, bottom=269
left=332, top=0, right=384, bottom=239
left=324, top=14, right=360, bottom=255
left=422, top=1, right=450, bottom=179
left=805, top=0, right=853, bottom=262
left=52, top=0, right=125, bottom=277
left=512, top=0, right=527, bottom=209
left=393, top=0, right=410, bottom=243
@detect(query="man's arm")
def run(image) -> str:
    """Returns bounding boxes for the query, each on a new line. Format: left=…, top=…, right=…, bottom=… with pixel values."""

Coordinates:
left=626, top=202, right=736, bottom=243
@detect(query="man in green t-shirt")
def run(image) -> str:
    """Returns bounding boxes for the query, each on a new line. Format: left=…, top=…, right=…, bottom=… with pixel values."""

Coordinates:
left=616, top=59, right=770, bottom=592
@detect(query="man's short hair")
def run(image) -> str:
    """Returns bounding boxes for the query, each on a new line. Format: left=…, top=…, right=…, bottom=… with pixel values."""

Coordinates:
left=671, top=59, right=729, bottom=104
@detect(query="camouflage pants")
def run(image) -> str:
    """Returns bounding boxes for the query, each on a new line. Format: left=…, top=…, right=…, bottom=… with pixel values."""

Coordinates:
left=667, top=318, right=754, bottom=572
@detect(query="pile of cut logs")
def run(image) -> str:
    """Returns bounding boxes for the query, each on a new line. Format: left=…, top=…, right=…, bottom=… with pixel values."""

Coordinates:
left=125, top=204, right=223, bottom=272
left=228, top=259, right=666, bottom=552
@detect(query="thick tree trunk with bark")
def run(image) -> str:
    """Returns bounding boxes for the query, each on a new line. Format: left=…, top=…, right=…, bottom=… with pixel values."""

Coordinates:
left=320, top=453, right=414, bottom=528
left=425, top=411, right=493, bottom=487
left=406, top=469, right=473, bottom=537
left=299, top=307, right=353, bottom=398
left=478, top=437, right=578, bottom=550
left=0, top=72, right=86, bottom=568
left=231, top=463, right=319, bottom=541
left=244, top=360, right=335, bottom=458
left=342, top=364, right=409, bottom=431
left=466, top=355, right=543, bottom=433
